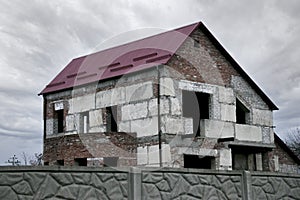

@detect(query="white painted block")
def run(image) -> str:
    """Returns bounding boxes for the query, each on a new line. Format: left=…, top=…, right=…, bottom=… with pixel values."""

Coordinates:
left=46, top=119, right=54, bottom=136
left=66, top=115, right=75, bottom=131
left=256, top=153, right=263, bottom=171
left=218, top=87, right=235, bottom=104
left=89, top=126, right=106, bottom=133
left=121, top=102, right=148, bottom=121
left=160, top=78, right=175, bottom=96
left=170, top=98, right=181, bottom=115
left=148, top=98, right=169, bottom=116
left=252, top=109, right=273, bottom=126
left=54, top=101, right=64, bottom=111
left=137, top=146, right=148, bottom=165
left=161, top=144, right=171, bottom=164
left=69, top=94, right=95, bottom=113
left=131, top=117, right=158, bottom=137
left=220, top=104, right=236, bottom=122
left=118, top=121, right=130, bottom=132
left=200, top=119, right=234, bottom=138
left=178, top=147, right=218, bottom=157
left=219, top=149, right=232, bottom=167
left=125, top=81, right=153, bottom=103
left=89, top=109, right=103, bottom=127
left=148, top=145, right=159, bottom=165
left=179, top=80, right=215, bottom=94
left=235, top=124, right=262, bottom=142
left=164, top=117, right=183, bottom=134
left=183, top=118, right=193, bottom=134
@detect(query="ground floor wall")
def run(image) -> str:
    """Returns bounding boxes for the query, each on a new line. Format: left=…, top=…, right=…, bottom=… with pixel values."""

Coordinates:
left=0, top=167, right=299, bottom=199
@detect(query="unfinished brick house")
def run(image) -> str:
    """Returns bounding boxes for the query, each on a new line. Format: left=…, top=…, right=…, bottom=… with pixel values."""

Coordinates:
left=40, top=21, right=296, bottom=171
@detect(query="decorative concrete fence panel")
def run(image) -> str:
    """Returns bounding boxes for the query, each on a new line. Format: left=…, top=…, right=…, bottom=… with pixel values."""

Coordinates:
left=0, top=167, right=299, bottom=199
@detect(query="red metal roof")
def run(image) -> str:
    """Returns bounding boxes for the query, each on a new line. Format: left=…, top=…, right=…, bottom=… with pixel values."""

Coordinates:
left=39, top=21, right=278, bottom=110
left=39, top=22, right=200, bottom=95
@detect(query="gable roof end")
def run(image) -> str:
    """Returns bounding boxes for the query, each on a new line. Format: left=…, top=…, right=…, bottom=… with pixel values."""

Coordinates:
left=39, top=21, right=278, bottom=110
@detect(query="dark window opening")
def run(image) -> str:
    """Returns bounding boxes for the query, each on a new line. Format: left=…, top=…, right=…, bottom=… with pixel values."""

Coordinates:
left=56, top=109, right=64, bottom=133
left=236, top=99, right=249, bottom=124
left=194, top=39, right=200, bottom=48
left=74, top=158, right=87, bottom=166
left=44, top=162, right=49, bottom=166
left=56, top=160, right=64, bottom=166
left=103, top=157, right=118, bottom=167
left=184, top=154, right=214, bottom=169
left=80, top=111, right=89, bottom=133
left=182, top=90, right=210, bottom=136
left=106, top=106, right=118, bottom=132
left=232, top=152, right=256, bottom=171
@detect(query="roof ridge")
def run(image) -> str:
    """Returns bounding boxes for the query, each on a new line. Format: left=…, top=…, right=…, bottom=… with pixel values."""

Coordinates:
left=84, top=21, right=201, bottom=58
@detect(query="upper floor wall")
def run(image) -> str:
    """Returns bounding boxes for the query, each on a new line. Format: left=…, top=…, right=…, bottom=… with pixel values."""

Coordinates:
left=43, top=27, right=275, bottom=142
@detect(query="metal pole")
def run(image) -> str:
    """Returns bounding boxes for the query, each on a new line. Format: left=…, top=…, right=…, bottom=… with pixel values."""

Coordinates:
left=157, top=65, right=162, bottom=167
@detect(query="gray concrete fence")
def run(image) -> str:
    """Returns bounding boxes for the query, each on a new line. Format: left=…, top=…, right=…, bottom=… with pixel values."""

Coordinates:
left=0, top=166, right=299, bottom=199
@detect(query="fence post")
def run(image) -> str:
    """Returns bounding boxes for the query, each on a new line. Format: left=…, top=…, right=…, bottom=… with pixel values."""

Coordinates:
left=242, top=171, right=252, bottom=200
left=128, top=167, right=142, bottom=200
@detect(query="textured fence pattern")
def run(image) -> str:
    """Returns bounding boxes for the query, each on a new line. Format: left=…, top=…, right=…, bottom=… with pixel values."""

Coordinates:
left=252, top=174, right=300, bottom=199
left=0, top=167, right=299, bottom=200
left=0, top=168, right=128, bottom=200
left=142, top=172, right=242, bottom=199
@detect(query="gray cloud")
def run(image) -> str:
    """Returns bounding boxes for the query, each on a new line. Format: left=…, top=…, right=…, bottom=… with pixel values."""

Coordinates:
left=0, top=0, right=299, bottom=164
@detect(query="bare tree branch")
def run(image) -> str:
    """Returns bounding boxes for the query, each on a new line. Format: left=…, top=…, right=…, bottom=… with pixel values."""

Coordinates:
left=285, top=127, right=300, bottom=158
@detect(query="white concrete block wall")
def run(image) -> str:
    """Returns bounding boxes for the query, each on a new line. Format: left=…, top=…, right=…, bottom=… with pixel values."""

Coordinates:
left=163, top=117, right=184, bottom=134
left=69, top=94, right=95, bottom=113
left=125, top=81, right=153, bottom=102
left=252, top=109, right=273, bottom=126
left=235, top=124, right=262, bottom=142
left=89, top=126, right=106, bottom=132
left=148, top=145, right=160, bottom=166
left=121, top=102, right=148, bottom=121
left=218, top=149, right=232, bottom=170
left=118, top=121, right=130, bottom=132
left=218, top=87, right=235, bottom=104
left=161, top=144, right=171, bottom=164
left=148, top=98, right=169, bottom=116
left=137, top=146, right=148, bottom=165
left=96, top=87, right=126, bottom=108
left=137, top=144, right=171, bottom=166
left=66, top=115, right=75, bottom=131
left=170, top=97, right=181, bottom=115
left=160, top=78, right=175, bottom=96
left=131, top=116, right=158, bottom=137
left=89, top=109, right=103, bottom=127
left=183, top=118, right=193, bottom=134
left=200, top=119, right=234, bottom=138
left=220, top=104, right=236, bottom=122
left=178, top=147, right=218, bottom=157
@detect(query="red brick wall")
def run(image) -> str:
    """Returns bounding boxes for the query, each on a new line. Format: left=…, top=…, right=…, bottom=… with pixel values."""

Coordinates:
left=44, top=132, right=137, bottom=166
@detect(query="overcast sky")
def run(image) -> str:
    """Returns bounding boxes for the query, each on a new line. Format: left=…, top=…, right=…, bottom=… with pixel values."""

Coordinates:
left=0, top=0, right=299, bottom=165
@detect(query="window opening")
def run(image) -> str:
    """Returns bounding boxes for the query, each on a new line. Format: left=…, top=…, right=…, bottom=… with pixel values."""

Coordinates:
left=236, top=99, right=250, bottom=124
left=194, top=39, right=200, bottom=48
left=80, top=111, right=89, bottom=133
left=232, top=152, right=256, bottom=171
left=56, top=160, right=64, bottom=166
left=182, top=90, right=210, bottom=136
left=103, top=157, right=118, bottom=167
left=56, top=109, right=64, bottom=133
left=106, top=106, right=117, bottom=132
left=184, top=154, right=214, bottom=169
left=74, top=158, right=87, bottom=166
